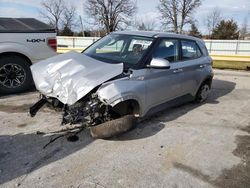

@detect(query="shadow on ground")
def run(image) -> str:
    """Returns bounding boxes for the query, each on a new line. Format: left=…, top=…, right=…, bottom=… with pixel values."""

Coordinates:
left=0, top=79, right=236, bottom=185
left=0, top=87, right=36, bottom=99
left=0, top=130, right=94, bottom=185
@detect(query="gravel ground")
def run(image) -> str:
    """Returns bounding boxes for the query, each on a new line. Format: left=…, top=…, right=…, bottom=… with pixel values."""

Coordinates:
left=0, top=69, right=249, bottom=188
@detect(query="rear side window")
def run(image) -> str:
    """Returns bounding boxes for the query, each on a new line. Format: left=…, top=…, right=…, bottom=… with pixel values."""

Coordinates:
left=181, top=40, right=202, bottom=60
left=152, top=39, right=179, bottom=62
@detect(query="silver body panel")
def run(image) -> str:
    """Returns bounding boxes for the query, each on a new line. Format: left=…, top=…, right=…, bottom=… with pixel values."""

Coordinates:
left=97, top=56, right=213, bottom=117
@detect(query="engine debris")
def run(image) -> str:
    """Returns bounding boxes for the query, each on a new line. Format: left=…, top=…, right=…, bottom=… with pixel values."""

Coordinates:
left=61, top=93, right=111, bottom=126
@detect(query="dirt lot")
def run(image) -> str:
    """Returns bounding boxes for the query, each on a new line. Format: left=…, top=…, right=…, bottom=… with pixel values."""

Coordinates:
left=0, top=69, right=250, bottom=188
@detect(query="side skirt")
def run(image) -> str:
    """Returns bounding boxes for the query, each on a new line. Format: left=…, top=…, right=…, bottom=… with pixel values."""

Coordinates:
left=144, top=94, right=194, bottom=118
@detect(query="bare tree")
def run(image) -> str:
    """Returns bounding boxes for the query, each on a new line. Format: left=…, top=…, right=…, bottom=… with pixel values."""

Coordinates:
left=158, top=0, right=202, bottom=33
left=84, top=0, right=137, bottom=33
left=62, top=5, right=77, bottom=29
left=205, top=8, right=222, bottom=38
left=40, top=0, right=78, bottom=35
left=136, top=19, right=156, bottom=31
left=40, top=0, right=65, bottom=34
left=239, top=17, right=248, bottom=39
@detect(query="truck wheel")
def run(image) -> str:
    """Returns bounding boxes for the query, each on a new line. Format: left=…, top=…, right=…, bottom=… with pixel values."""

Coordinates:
left=195, top=82, right=211, bottom=103
left=0, top=55, right=33, bottom=94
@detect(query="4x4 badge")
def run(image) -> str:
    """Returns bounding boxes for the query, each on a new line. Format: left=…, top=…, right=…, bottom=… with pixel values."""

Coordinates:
left=27, top=39, right=46, bottom=43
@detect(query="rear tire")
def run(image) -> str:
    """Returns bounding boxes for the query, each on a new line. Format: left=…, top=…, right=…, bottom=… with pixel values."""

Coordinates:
left=0, top=55, right=33, bottom=94
left=195, top=82, right=211, bottom=103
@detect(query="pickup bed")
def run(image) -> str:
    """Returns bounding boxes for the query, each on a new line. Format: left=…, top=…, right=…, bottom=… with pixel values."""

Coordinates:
left=0, top=18, right=57, bottom=94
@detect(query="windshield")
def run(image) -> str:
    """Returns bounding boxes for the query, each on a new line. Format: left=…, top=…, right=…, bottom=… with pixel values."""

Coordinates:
left=84, top=34, right=154, bottom=66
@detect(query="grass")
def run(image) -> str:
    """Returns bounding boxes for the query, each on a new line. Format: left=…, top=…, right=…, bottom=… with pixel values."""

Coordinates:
left=212, top=60, right=250, bottom=70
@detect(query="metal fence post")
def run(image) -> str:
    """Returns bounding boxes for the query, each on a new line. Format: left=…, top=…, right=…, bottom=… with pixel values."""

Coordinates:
left=209, top=40, right=212, bottom=54
left=235, top=40, right=239, bottom=55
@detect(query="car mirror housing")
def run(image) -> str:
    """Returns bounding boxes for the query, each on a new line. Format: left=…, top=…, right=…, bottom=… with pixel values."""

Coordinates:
left=147, top=58, right=170, bottom=69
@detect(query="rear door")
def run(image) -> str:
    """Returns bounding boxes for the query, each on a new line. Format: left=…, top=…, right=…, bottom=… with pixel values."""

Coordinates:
left=178, top=39, right=207, bottom=96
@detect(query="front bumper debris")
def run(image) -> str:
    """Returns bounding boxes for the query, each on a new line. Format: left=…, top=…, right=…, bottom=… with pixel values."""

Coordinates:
left=29, top=97, right=47, bottom=117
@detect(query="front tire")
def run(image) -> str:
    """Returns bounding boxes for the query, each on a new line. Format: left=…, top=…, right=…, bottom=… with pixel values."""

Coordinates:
left=0, top=55, right=33, bottom=94
left=90, top=115, right=137, bottom=139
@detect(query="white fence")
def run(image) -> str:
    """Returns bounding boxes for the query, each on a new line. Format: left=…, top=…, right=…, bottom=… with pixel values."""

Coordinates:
left=204, top=40, right=250, bottom=55
left=57, top=36, right=100, bottom=48
left=57, top=36, right=250, bottom=55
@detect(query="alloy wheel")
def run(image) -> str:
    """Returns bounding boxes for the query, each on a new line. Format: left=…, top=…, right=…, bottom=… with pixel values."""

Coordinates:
left=200, top=84, right=210, bottom=102
left=0, top=63, right=26, bottom=88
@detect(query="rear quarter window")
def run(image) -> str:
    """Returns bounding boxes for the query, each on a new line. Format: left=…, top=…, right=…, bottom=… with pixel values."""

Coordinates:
left=181, top=40, right=202, bottom=60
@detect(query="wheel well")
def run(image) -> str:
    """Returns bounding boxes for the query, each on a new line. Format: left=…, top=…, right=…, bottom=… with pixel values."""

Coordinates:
left=0, top=52, right=32, bottom=66
left=111, top=99, right=140, bottom=117
left=202, top=77, right=213, bottom=88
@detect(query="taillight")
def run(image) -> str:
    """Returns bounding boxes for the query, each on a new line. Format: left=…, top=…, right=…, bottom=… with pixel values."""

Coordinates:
left=47, top=38, right=57, bottom=52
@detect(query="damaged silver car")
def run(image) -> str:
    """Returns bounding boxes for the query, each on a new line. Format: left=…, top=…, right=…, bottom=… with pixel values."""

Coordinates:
left=30, top=31, right=213, bottom=138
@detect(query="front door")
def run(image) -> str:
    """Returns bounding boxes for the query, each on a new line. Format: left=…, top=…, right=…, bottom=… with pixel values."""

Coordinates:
left=145, top=39, right=185, bottom=111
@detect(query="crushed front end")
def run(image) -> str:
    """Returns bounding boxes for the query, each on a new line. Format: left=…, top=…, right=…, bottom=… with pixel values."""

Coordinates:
left=29, top=51, right=137, bottom=138
left=28, top=51, right=124, bottom=127
left=30, top=91, right=113, bottom=127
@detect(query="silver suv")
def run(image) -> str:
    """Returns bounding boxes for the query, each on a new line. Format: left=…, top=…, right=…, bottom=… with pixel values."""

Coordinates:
left=30, top=31, right=213, bottom=137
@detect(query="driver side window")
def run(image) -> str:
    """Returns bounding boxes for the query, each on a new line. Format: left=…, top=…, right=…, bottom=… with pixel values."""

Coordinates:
left=152, top=39, right=179, bottom=62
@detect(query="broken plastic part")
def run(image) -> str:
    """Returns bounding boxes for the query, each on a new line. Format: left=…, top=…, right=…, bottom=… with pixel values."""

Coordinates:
left=29, top=98, right=47, bottom=117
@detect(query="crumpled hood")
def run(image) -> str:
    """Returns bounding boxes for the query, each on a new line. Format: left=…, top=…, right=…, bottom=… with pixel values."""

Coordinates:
left=31, top=51, right=123, bottom=105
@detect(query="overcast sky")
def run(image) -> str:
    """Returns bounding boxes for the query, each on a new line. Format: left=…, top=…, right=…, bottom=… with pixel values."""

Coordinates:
left=0, top=0, right=249, bottom=33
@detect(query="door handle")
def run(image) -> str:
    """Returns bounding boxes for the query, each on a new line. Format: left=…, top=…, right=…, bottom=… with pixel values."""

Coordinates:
left=199, top=64, right=206, bottom=68
left=173, top=68, right=183, bottom=73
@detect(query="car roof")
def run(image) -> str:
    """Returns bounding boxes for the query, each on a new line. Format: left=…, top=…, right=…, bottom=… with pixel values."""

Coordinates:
left=113, top=30, right=203, bottom=42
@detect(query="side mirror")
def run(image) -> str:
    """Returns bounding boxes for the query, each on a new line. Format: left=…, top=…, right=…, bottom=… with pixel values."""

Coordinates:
left=147, top=58, right=170, bottom=69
